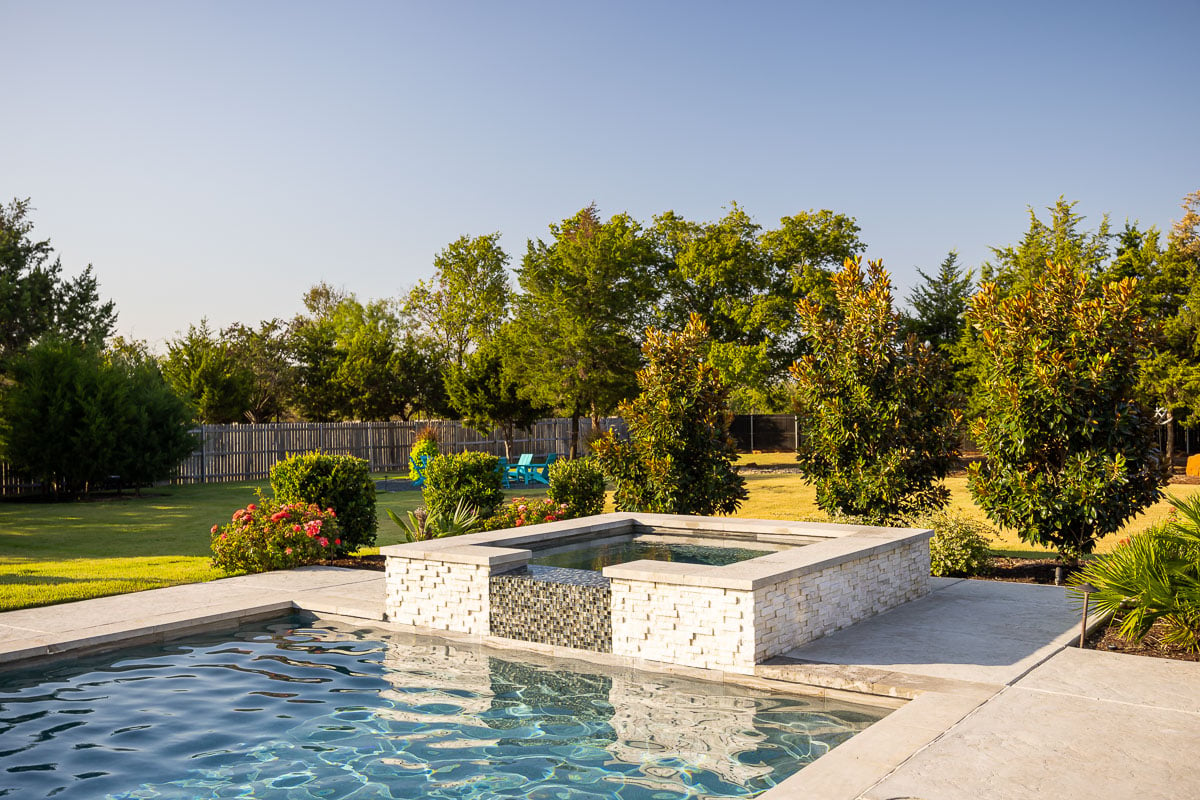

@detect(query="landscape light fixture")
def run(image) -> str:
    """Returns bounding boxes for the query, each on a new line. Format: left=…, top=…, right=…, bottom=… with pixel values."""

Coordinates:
left=1077, top=582, right=1098, bottom=648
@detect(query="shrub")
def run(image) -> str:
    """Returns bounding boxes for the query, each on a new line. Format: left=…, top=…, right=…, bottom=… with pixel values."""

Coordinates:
left=967, top=262, right=1163, bottom=561
left=913, top=510, right=994, bottom=578
left=0, top=338, right=194, bottom=497
left=211, top=500, right=340, bottom=573
left=409, top=427, right=440, bottom=480
left=1069, top=494, right=1200, bottom=651
left=483, top=497, right=572, bottom=531
left=388, top=499, right=481, bottom=542
left=270, top=452, right=376, bottom=551
left=423, top=451, right=504, bottom=522
left=592, top=316, right=746, bottom=515
left=790, top=257, right=963, bottom=523
left=548, top=457, right=605, bottom=517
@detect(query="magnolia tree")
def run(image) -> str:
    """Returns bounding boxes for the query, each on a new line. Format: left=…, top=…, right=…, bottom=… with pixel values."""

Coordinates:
left=790, top=257, right=963, bottom=522
left=592, top=315, right=746, bottom=515
left=967, top=261, right=1164, bottom=562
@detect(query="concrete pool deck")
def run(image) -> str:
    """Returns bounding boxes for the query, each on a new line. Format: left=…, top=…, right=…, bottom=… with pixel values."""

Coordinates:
left=0, top=568, right=1197, bottom=798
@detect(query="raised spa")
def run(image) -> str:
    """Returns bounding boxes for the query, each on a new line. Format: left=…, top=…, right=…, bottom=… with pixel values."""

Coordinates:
left=381, top=513, right=933, bottom=672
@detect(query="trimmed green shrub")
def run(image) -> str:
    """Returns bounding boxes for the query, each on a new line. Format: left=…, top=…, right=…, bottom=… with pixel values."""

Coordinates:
left=548, top=457, right=605, bottom=517
left=270, top=452, right=376, bottom=551
left=211, top=500, right=340, bottom=573
left=423, top=451, right=504, bottom=522
left=409, top=427, right=440, bottom=480
left=914, top=510, right=994, bottom=578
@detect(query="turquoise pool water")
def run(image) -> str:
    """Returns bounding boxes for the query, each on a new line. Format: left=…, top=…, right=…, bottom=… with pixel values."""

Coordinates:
left=530, top=539, right=773, bottom=572
left=0, top=618, right=887, bottom=799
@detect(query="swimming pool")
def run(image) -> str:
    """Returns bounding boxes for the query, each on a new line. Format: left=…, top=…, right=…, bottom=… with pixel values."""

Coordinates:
left=0, top=617, right=889, bottom=799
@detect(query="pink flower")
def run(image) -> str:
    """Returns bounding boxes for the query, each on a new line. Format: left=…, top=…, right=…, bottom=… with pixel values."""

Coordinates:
left=247, top=504, right=256, bottom=512
left=293, top=524, right=302, bottom=532
left=211, top=524, right=218, bottom=534
left=515, top=520, right=524, bottom=526
left=220, top=533, right=227, bottom=541
left=318, top=537, right=329, bottom=547
left=270, top=511, right=289, bottom=522
left=285, top=547, right=293, bottom=554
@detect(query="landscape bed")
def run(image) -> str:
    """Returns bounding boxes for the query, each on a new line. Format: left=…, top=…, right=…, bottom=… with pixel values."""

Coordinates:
left=0, top=615, right=891, bottom=799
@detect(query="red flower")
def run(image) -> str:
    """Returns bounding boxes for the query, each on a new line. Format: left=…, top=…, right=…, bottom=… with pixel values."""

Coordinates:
left=247, top=504, right=257, bottom=512
left=334, top=538, right=341, bottom=546
left=318, top=537, right=329, bottom=547
left=211, top=524, right=219, bottom=534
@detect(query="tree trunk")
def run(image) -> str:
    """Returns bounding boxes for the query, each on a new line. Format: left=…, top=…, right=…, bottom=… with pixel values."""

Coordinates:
left=502, top=424, right=513, bottom=460
left=569, top=414, right=580, bottom=459
left=1167, top=418, right=1176, bottom=476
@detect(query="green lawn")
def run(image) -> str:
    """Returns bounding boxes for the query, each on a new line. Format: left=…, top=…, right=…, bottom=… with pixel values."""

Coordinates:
left=3, top=460, right=1197, bottom=612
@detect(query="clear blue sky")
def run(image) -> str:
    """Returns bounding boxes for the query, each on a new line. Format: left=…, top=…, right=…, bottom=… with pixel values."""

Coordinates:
left=3, top=1, right=1197, bottom=349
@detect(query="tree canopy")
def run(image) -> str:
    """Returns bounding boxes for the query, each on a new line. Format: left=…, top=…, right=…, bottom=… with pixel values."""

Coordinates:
left=0, top=198, right=116, bottom=365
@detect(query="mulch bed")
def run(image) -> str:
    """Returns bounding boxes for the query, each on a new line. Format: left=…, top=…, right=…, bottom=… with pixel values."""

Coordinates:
left=316, top=554, right=386, bottom=571
left=1085, top=617, right=1200, bottom=662
left=984, top=557, right=1083, bottom=585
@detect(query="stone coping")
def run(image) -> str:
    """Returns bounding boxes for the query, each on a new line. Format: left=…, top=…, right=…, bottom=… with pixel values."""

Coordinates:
left=379, top=512, right=932, bottom=591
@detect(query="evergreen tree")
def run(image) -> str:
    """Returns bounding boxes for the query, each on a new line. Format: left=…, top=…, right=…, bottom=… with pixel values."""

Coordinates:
left=0, top=198, right=116, bottom=365
left=902, top=251, right=974, bottom=354
left=791, top=257, right=964, bottom=522
left=592, top=315, right=746, bottom=515
left=445, top=335, right=545, bottom=458
left=968, top=262, right=1163, bottom=561
left=161, top=321, right=254, bottom=424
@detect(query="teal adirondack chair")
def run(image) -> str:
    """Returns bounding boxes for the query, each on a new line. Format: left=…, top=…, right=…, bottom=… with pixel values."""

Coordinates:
left=409, top=454, right=430, bottom=487
left=507, top=453, right=534, bottom=485
left=527, top=453, right=558, bottom=486
left=496, top=456, right=511, bottom=488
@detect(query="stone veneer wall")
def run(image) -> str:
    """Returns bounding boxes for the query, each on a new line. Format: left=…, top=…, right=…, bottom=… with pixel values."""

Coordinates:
left=610, top=538, right=930, bottom=673
left=384, top=556, right=491, bottom=635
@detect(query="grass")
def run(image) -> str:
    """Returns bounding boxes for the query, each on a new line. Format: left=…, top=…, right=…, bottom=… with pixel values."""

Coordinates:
left=3, top=457, right=1198, bottom=611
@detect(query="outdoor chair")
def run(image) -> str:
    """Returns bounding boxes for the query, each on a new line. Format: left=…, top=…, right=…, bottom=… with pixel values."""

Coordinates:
left=409, top=454, right=430, bottom=488
left=507, top=453, right=534, bottom=485
left=527, top=452, right=558, bottom=486
left=496, top=456, right=511, bottom=488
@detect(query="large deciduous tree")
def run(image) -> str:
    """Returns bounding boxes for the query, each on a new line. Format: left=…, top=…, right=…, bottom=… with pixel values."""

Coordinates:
left=161, top=321, right=254, bottom=424
left=0, top=198, right=116, bottom=365
left=513, top=205, right=657, bottom=456
left=790, top=257, right=963, bottom=522
left=445, top=334, right=545, bottom=458
left=967, top=261, right=1164, bottom=561
left=650, top=206, right=863, bottom=411
left=406, top=233, right=511, bottom=366
left=592, top=315, right=746, bottom=515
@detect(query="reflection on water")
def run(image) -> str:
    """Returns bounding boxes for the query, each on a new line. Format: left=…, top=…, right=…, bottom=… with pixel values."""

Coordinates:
left=0, top=618, right=887, bottom=799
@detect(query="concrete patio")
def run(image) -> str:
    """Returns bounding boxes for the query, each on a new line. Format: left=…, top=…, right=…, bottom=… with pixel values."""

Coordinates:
left=0, top=568, right=1197, bottom=799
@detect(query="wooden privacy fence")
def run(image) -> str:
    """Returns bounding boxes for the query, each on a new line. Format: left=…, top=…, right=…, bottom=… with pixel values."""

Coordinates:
left=172, top=417, right=625, bottom=485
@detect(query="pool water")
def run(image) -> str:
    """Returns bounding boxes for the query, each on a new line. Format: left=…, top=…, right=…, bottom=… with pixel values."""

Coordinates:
left=530, top=538, right=774, bottom=572
left=0, top=618, right=887, bottom=799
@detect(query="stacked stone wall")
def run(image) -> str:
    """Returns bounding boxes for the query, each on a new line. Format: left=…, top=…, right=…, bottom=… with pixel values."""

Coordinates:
left=384, top=556, right=491, bottom=635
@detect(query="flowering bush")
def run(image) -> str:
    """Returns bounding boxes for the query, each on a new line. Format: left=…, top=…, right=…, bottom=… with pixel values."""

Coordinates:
left=482, top=497, right=571, bottom=531
left=211, top=500, right=342, bottom=574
